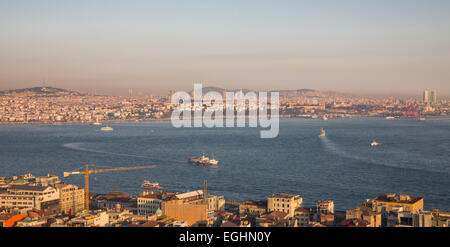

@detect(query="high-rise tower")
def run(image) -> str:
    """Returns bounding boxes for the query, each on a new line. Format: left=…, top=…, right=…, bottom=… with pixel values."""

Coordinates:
left=423, top=90, right=430, bottom=103
left=430, top=90, right=437, bottom=104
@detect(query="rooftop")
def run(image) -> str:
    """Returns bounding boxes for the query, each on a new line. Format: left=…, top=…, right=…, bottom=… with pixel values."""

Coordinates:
left=175, top=190, right=203, bottom=200
left=8, top=184, right=50, bottom=191
left=373, top=194, right=422, bottom=204
left=268, top=193, right=300, bottom=199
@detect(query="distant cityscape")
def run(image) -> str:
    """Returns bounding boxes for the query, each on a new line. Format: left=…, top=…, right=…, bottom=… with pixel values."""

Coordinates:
left=0, top=173, right=449, bottom=227
left=0, top=87, right=449, bottom=125
left=0, top=86, right=449, bottom=227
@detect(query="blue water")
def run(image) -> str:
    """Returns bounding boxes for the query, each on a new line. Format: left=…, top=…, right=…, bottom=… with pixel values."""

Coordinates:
left=0, top=118, right=449, bottom=211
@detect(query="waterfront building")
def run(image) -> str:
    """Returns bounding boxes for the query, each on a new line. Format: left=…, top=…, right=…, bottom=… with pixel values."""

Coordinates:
left=316, top=200, right=335, bottom=214
left=0, top=185, right=59, bottom=211
left=373, top=194, right=423, bottom=213
left=431, top=210, right=450, bottom=227
left=294, top=207, right=313, bottom=227
left=267, top=193, right=303, bottom=217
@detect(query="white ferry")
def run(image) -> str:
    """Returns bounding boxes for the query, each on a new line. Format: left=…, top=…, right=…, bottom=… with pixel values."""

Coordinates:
left=100, top=126, right=114, bottom=131
left=141, top=180, right=159, bottom=189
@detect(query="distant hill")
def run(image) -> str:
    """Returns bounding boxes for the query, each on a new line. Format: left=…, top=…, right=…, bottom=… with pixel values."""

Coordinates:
left=296, top=88, right=317, bottom=93
left=200, top=86, right=254, bottom=94
left=0, top=87, right=86, bottom=96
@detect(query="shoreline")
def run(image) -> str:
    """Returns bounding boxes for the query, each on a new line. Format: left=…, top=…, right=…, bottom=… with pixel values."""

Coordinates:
left=1, top=114, right=449, bottom=126
left=0, top=115, right=441, bottom=126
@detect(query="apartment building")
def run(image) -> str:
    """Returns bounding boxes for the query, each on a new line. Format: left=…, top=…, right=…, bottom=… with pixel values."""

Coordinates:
left=316, top=200, right=334, bottom=214
left=137, top=192, right=166, bottom=215
left=267, top=193, right=303, bottom=217
left=373, top=194, right=423, bottom=213
left=0, top=185, right=59, bottom=211
left=55, top=183, right=84, bottom=215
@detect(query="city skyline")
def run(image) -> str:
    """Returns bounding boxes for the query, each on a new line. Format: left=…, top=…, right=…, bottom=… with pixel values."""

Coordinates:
left=0, top=84, right=447, bottom=101
left=1, top=0, right=450, bottom=97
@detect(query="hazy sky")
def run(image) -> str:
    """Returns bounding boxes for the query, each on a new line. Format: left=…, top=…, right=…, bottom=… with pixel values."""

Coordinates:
left=1, top=0, right=449, bottom=97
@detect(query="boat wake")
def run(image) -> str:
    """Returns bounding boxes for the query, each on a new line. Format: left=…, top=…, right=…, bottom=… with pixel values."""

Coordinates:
left=318, top=136, right=448, bottom=174
left=62, top=142, right=184, bottom=164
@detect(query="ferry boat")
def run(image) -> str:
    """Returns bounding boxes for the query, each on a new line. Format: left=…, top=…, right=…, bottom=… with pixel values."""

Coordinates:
left=318, top=128, right=326, bottom=137
left=100, top=126, right=114, bottom=131
left=371, top=141, right=380, bottom=146
left=188, top=151, right=218, bottom=167
left=141, top=180, right=159, bottom=189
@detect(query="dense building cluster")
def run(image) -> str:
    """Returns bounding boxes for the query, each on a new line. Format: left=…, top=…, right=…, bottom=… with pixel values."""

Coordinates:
left=0, top=173, right=448, bottom=227
left=0, top=87, right=449, bottom=124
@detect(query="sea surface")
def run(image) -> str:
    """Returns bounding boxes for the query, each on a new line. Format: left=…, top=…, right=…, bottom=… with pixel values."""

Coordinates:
left=0, top=117, right=449, bottom=211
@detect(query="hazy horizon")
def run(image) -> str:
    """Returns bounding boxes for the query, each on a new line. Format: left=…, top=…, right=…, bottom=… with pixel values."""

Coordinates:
left=1, top=0, right=450, bottom=97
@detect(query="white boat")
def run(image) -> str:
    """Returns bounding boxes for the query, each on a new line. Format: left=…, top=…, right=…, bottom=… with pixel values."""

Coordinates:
left=371, top=141, right=380, bottom=146
left=141, top=180, right=159, bottom=189
left=319, top=128, right=326, bottom=137
left=385, top=116, right=395, bottom=120
left=188, top=151, right=218, bottom=167
left=100, top=126, right=114, bottom=131
left=92, top=121, right=102, bottom=126
left=322, top=116, right=328, bottom=121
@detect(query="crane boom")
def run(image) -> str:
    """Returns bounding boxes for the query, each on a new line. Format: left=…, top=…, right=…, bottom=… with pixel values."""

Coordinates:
left=64, top=164, right=156, bottom=212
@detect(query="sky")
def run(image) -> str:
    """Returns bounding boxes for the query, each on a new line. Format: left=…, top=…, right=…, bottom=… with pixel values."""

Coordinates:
left=0, top=0, right=449, bottom=97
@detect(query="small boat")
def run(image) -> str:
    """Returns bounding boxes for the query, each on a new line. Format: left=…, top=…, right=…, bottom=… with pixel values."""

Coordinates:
left=100, top=126, right=114, bottom=131
left=371, top=141, right=380, bottom=146
left=322, top=116, right=328, bottom=121
left=189, top=151, right=218, bottom=167
left=385, top=116, right=395, bottom=120
left=141, top=180, right=159, bottom=189
left=319, top=128, right=326, bottom=137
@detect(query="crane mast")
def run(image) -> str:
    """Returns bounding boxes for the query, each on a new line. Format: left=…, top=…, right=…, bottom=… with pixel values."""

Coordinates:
left=64, top=164, right=156, bottom=212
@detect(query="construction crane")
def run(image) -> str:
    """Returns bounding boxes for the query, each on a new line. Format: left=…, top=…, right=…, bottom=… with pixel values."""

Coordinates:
left=63, top=164, right=156, bottom=212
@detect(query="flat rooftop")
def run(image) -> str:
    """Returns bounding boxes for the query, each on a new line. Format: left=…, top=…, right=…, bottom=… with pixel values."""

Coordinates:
left=373, top=194, right=422, bottom=204
left=268, top=193, right=300, bottom=199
